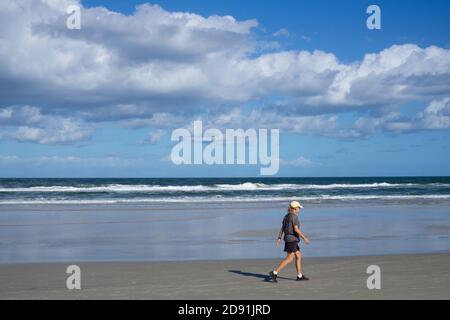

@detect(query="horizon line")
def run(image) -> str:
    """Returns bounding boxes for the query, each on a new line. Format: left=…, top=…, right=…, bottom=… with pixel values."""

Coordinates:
left=0, top=175, right=449, bottom=179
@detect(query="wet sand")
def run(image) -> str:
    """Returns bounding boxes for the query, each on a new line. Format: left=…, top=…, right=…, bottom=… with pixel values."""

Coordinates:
left=2, top=202, right=450, bottom=262
left=1, top=252, right=449, bottom=299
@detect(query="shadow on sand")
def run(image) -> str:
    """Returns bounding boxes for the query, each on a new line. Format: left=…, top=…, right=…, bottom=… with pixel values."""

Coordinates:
left=228, top=270, right=293, bottom=282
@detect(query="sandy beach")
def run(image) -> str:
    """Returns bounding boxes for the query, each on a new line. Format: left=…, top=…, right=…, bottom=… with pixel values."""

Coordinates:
left=1, top=252, right=449, bottom=299
left=1, top=184, right=450, bottom=300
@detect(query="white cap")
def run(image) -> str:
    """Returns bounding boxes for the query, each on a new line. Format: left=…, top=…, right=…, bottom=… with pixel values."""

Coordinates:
left=289, top=200, right=303, bottom=209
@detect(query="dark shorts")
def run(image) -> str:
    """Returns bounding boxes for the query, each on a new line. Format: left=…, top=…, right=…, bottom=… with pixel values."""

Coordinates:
left=284, top=241, right=300, bottom=253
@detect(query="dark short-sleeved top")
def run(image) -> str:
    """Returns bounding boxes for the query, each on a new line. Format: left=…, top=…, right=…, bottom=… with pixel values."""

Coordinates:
left=282, top=213, right=300, bottom=243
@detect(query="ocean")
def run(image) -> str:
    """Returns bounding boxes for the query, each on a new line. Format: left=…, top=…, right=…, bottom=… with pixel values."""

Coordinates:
left=0, top=176, right=449, bottom=205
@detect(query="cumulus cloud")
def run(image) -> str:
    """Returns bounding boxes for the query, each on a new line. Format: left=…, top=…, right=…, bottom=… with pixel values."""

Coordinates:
left=418, top=98, right=450, bottom=130
left=0, top=106, right=92, bottom=144
left=121, top=112, right=189, bottom=129
left=0, top=0, right=259, bottom=113
left=345, top=98, right=450, bottom=138
left=0, top=0, right=449, bottom=144
left=206, top=107, right=339, bottom=136
left=307, top=44, right=450, bottom=108
left=201, top=98, right=450, bottom=139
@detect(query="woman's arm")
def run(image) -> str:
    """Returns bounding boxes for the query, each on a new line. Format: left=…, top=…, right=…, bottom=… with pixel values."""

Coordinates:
left=294, top=225, right=310, bottom=244
left=276, top=226, right=284, bottom=245
left=277, top=226, right=284, bottom=240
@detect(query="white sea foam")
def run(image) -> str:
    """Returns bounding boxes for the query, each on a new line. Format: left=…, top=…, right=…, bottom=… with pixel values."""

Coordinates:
left=216, top=182, right=424, bottom=190
left=0, top=182, right=446, bottom=193
left=0, top=184, right=210, bottom=193
left=0, top=194, right=449, bottom=205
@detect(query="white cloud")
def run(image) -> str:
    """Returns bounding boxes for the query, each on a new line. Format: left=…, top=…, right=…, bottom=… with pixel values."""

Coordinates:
left=148, top=129, right=164, bottom=144
left=121, top=112, right=188, bottom=129
left=273, top=28, right=289, bottom=37
left=301, top=35, right=311, bottom=42
left=0, top=106, right=93, bottom=144
left=280, top=156, right=315, bottom=167
left=208, top=107, right=340, bottom=136
left=0, top=1, right=449, bottom=141
left=308, top=44, right=450, bottom=108
left=201, top=98, right=450, bottom=139
left=346, top=98, right=450, bottom=137
left=0, top=155, right=19, bottom=162
left=0, top=154, right=143, bottom=168
left=419, top=98, right=450, bottom=130
left=0, top=0, right=259, bottom=109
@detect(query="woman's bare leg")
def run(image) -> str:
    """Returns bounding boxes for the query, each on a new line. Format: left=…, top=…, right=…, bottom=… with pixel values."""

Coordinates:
left=274, top=253, right=294, bottom=273
left=295, top=251, right=302, bottom=274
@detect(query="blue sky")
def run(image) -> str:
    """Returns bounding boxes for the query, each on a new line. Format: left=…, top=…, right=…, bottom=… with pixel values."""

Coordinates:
left=0, top=0, right=449, bottom=177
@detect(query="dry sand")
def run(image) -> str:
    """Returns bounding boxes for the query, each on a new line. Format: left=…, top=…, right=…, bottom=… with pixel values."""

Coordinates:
left=1, top=252, right=449, bottom=299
